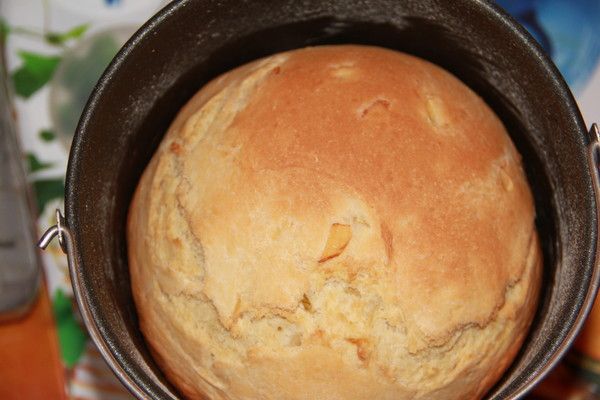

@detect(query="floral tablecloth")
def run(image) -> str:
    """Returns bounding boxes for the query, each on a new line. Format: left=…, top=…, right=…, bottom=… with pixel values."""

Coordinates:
left=1, top=0, right=599, bottom=399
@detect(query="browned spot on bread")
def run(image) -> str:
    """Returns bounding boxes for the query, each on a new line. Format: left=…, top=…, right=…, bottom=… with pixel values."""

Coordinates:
left=169, top=141, right=182, bottom=155
left=301, top=294, right=313, bottom=312
left=346, top=338, right=371, bottom=364
left=381, top=222, right=394, bottom=262
left=360, top=98, right=390, bottom=118
left=310, top=329, right=331, bottom=348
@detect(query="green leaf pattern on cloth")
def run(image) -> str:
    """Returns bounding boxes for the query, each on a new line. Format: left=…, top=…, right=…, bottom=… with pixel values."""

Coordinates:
left=39, top=128, right=56, bottom=142
left=45, top=24, right=89, bottom=46
left=26, top=152, right=53, bottom=173
left=11, top=51, right=61, bottom=98
left=33, top=178, right=64, bottom=216
left=52, top=289, right=87, bottom=368
left=0, top=18, right=10, bottom=41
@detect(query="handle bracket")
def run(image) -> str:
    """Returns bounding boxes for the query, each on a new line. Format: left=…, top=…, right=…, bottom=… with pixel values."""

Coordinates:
left=589, top=123, right=600, bottom=199
left=38, top=209, right=68, bottom=252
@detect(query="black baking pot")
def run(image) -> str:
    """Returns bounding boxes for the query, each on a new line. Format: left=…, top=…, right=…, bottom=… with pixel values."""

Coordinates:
left=38, top=0, right=600, bottom=399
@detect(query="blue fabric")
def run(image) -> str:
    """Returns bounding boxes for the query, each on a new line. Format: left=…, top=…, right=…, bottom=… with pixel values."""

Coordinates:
left=496, top=0, right=600, bottom=93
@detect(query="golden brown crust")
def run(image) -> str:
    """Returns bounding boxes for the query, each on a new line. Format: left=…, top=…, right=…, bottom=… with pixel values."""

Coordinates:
left=128, top=45, right=541, bottom=400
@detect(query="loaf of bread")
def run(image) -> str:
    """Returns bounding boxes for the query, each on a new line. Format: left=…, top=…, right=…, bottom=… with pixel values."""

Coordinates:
left=127, top=45, right=541, bottom=400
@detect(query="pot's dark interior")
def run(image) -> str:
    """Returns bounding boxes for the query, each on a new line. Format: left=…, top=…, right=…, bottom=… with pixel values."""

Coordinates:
left=65, top=0, right=596, bottom=399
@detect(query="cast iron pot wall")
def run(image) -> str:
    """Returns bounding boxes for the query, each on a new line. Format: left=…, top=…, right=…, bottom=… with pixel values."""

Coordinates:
left=65, top=0, right=597, bottom=398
